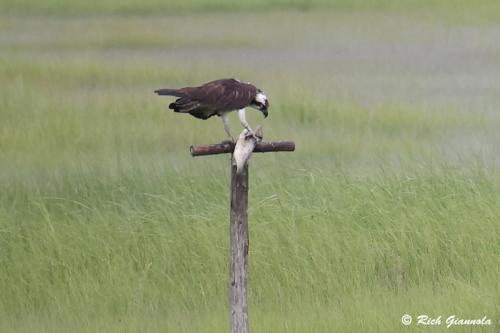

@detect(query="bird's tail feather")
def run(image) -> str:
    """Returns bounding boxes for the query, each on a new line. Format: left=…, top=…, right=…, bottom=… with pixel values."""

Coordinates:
left=169, top=99, right=200, bottom=113
left=154, top=89, right=185, bottom=97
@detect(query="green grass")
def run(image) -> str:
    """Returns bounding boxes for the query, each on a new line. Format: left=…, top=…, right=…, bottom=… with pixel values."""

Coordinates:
left=1, top=6, right=500, bottom=332
left=1, top=0, right=500, bottom=19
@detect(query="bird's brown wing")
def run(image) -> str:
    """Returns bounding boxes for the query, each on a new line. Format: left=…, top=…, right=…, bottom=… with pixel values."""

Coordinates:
left=166, top=79, right=257, bottom=120
left=185, top=79, right=256, bottom=111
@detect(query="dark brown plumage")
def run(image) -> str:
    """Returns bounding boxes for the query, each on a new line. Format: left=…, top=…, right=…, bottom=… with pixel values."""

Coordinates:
left=155, top=78, right=258, bottom=120
left=155, top=78, right=269, bottom=140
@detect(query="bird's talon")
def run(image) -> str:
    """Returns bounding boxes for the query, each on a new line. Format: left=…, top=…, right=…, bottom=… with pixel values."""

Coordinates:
left=245, top=131, right=260, bottom=141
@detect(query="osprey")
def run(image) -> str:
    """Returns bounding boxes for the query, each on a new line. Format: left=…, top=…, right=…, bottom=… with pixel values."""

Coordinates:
left=154, top=78, right=269, bottom=140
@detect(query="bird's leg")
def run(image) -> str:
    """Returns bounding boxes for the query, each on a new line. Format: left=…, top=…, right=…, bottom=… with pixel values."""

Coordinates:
left=221, top=112, right=234, bottom=143
left=238, top=108, right=258, bottom=140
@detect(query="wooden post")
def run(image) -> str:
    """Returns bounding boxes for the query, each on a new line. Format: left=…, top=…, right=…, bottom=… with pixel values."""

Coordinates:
left=190, top=128, right=294, bottom=333
left=229, top=160, right=249, bottom=333
left=190, top=141, right=295, bottom=157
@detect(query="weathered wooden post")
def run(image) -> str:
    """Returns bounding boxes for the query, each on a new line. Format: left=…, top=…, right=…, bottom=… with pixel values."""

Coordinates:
left=190, top=127, right=294, bottom=333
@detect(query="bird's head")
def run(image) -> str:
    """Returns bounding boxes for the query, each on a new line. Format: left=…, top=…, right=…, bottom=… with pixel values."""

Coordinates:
left=251, top=89, right=269, bottom=118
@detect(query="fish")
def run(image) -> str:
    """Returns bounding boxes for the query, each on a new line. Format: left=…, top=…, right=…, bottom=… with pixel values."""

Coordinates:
left=233, top=126, right=262, bottom=174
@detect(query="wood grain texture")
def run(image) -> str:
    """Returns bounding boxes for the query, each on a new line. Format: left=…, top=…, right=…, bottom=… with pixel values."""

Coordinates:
left=190, top=141, right=295, bottom=156
left=229, top=161, right=249, bottom=333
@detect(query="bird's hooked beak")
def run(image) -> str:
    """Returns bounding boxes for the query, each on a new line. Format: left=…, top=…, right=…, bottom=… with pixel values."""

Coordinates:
left=261, top=107, right=268, bottom=118
left=261, top=99, right=269, bottom=118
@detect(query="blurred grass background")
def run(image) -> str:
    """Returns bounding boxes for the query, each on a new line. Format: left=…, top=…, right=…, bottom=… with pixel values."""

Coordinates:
left=1, top=1, right=500, bottom=332
left=0, top=0, right=500, bottom=19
